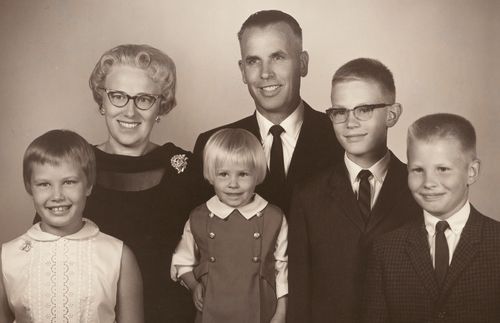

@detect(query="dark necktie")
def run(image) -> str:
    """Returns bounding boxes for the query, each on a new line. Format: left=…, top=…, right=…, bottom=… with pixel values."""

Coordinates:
left=435, top=220, right=450, bottom=287
left=269, top=125, right=285, bottom=184
left=357, top=169, right=372, bottom=223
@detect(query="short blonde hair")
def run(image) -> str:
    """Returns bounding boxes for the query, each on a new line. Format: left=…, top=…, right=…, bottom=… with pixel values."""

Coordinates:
left=332, top=58, right=396, bottom=102
left=407, top=113, right=477, bottom=159
left=203, top=128, right=267, bottom=184
left=89, top=44, right=176, bottom=115
left=23, top=129, right=95, bottom=195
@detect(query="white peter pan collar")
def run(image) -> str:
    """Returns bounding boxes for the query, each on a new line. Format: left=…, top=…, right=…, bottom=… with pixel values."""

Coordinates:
left=26, top=218, right=100, bottom=242
left=206, top=194, right=268, bottom=220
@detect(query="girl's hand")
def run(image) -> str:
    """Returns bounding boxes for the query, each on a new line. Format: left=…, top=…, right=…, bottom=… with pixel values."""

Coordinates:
left=193, top=282, right=205, bottom=312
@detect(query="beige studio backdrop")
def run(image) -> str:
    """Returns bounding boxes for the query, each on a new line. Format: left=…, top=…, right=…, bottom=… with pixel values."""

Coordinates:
left=0, top=0, right=499, bottom=242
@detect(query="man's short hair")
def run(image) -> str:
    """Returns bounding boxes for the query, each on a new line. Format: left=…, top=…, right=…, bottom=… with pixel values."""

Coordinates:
left=203, top=128, right=267, bottom=185
left=332, top=58, right=396, bottom=101
left=408, top=113, right=477, bottom=158
left=237, top=10, right=302, bottom=44
left=23, top=129, right=96, bottom=194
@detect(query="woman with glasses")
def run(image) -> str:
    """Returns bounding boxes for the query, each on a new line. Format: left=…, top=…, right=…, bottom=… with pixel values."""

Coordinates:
left=86, top=44, right=201, bottom=322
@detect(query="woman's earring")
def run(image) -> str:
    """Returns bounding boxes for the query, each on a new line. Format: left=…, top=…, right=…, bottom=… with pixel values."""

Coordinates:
left=155, top=116, right=161, bottom=123
left=99, top=106, right=105, bottom=115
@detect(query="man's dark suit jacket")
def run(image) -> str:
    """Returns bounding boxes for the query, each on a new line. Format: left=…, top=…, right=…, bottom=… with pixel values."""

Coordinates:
left=287, top=153, right=421, bottom=323
left=362, top=206, right=500, bottom=323
left=193, top=102, right=343, bottom=215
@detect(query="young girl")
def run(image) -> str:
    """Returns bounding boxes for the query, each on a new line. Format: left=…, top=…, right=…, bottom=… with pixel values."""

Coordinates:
left=171, top=128, right=288, bottom=323
left=0, top=130, right=143, bottom=323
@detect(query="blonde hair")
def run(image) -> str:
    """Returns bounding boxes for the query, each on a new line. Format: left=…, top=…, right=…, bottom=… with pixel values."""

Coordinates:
left=407, top=113, right=477, bottom=159
left=89, top=44, right=176, bottom=115
left=23, top=129, right=95, bottom=195
left=331, top=58, right=396, bottom=102
left=203, top=128, right=267, bottom=184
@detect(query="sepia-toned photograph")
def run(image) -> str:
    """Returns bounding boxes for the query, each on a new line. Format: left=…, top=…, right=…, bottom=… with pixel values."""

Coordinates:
left=0, top=0, right=499, bottom=322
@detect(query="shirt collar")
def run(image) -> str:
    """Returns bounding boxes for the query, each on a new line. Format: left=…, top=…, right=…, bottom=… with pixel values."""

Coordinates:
left=26, top=218, right=100, bottom=241
left=344, top=150, right=391, bottom=186
left=256, top=100, right=304, bottom=141
left=424, top=201, right=470, bottom=236
left=206, top=194, right=268, bottom=220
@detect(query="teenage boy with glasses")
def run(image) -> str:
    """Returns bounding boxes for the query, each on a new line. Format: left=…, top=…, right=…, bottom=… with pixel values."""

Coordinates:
left=288, top=58, right=421, bottom=323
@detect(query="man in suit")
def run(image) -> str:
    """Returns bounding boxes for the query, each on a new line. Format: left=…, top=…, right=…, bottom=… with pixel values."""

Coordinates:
left=193, top=10, right=343, bottom=215
left=362, top=113, right=500, bottom=323
left=287, top=58, right=421, bottom=323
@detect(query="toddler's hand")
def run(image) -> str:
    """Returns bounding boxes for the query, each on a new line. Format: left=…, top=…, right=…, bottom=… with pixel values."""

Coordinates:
left=192, top=282, right=204, bottom=312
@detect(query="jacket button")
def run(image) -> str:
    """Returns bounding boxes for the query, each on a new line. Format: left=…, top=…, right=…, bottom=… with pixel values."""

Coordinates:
left=436, top=311, right=446, bottom=319
left=252, top=256, right=260, bottom=263
left=209, top=256, right=216, bottom=262
left=253, top=232, right=260, bottom=239
left=209, top=232, right=216, bottom=239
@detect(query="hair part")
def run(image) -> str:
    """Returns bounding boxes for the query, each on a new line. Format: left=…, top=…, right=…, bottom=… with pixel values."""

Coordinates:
left=89, top=44, right=177, bottom=115
left=203, top=128, right=267, bottom=185
left=331, top=58, right=396, bottom=101
left=23, top=129, right=96, bottom=195
left=237, top=10, right=303, bottom=47
left=407, top=113, right=477, bottom=158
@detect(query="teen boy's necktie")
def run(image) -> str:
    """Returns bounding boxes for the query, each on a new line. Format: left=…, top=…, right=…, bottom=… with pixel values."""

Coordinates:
left=269, top=125, right=285, bottom=184
left=435, top=220, right=450, bottom=287
left=357, top=169, right=372, bottom=223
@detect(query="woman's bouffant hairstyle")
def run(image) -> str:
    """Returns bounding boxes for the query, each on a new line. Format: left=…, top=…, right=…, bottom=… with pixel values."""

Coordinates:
left=23, top=129, right=96, bottom=195
left=407, top=113, right=477, bottom=158
left=203, top=128, right=267, bottom=185
left=89, top=44, right=177, bottom=115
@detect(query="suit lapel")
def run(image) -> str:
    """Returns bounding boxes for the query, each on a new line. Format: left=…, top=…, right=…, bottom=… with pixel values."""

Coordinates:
left=366, top=153, right=407, bottom=232
left=240, top=114, right=273, bottom=199
left=405, top=221, right=440, bottom=299
left=328, top=163, right=366, bottom=232
left=438, top=207, right=482, bottom=302
left=287, top=103, right=317, bottom=184
left=243, top=113, right=262, bottom=141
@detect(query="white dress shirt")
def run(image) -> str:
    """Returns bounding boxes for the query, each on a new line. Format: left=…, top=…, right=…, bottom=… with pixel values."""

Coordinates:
left=256, top=101, right=304, bottom=176
left=344, top=150, right=391, bottom=208
left=171, top=194, right=289, bottom=298
left=424, top=201, right=470, bottom=267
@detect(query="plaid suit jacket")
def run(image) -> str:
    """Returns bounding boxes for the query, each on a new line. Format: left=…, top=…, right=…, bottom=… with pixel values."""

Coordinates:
left=362, top=206, right=500, bottom=323
left=287, top=153, right=421, bottom=323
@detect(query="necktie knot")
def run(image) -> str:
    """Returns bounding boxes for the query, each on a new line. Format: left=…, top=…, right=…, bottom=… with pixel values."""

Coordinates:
left=436, top=221, right=450, bottom=234
left=358, top=169, right=372, bottom=181
left=269, top=125, right=285, bottom=137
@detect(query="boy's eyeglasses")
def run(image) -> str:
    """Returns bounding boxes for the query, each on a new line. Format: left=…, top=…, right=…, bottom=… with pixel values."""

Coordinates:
left=100, top=88, right=162, bottom=111
left=326, top=103, right=392, bottom=124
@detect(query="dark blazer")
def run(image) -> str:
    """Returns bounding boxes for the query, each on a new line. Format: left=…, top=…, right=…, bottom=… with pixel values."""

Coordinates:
left=193, top=102, right=343, bottom=215
left=362, top=206, right=500, bottom=323
left=287, top=153, right=421, bottom=323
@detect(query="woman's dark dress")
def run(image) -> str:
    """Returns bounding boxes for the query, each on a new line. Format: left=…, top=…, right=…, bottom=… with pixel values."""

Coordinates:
left=84, top=143, right=202, bottom=323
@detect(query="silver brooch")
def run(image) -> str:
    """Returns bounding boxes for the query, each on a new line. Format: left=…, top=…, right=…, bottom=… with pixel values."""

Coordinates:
left=171, top=154, right=188, bottom=174
left=20, top=240, right=32, bottom=252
